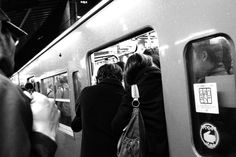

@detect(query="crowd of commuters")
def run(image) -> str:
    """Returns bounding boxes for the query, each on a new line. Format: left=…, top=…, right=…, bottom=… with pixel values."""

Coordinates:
left=0, top=5, right=168, bottom=156
left=2, top=3, right=235, bottom=157
left=72, top=50, right=169, bottom=156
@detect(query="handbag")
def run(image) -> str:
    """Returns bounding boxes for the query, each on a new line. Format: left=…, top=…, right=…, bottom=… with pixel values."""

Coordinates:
left=117, top=84, right=146, bottom=157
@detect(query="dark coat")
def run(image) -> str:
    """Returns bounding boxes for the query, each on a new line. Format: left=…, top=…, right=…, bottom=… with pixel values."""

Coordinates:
left=112, top=66, right=169, bottom=157
left=71, top=78, right=125, bottom=157
left=0, top=72, right=57, bottom=157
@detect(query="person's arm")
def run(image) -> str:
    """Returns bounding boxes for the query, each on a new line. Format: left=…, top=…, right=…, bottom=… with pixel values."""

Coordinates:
left=71, top=105, right=82, bottom=132
left=0, top=80, right=59, bottom=157
left=30, top=92, right=60, bottom=141
left=111, top=89, right=132, bottom=137
left=0, top=85, right=32, bottom=157
left=28, top=91, right=60, bottom=157
left=71, top=89, right=86, bottom=132
left=31, top=132, right=57, bottom=157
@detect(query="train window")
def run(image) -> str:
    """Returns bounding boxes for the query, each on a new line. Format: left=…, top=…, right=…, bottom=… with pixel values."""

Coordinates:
left=54, top=73, right=71, bottom=126
left=89, top=29, right=159, bottom=85
left=42, top=73, right=72, bottom=127
left=42, top=77, right=54, bottom=98
left=55, top=73, right=70, bottom=99
left=185, top=35, right=236, bottom=156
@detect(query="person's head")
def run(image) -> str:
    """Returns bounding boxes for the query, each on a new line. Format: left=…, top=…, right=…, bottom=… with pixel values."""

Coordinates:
left=0, top=8, right=27, bottom=77
left=96, top=63, right=123, bottom=83
left=124, top=53, right=153, bottom=85
left=143, top=48, right=160, bottom=68
left=116, top=61, right=125, bottom=71
left=191, top=42, right=224, bottom=79
left=25, top=82, right=34, bottom=94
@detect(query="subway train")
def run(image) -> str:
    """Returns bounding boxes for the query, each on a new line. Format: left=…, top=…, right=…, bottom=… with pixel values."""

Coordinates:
left=11, top=0, right=236, bottom=156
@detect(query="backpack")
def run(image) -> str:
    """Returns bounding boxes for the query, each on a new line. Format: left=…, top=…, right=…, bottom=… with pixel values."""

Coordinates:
left=117, top=84, right=146, bottom=157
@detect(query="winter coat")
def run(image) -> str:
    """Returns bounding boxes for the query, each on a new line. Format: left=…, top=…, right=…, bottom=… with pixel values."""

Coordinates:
left=71, top=78, right=125, bottom=157
left=0, top=72, right=57, bottom=157
left=112, top=66, right=169, bottom=157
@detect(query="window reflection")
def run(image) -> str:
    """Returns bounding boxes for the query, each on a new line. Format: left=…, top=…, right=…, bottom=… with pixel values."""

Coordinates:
left=186, top=35, right=236, bottom=156
left=42, top=73, right=71, bottom=126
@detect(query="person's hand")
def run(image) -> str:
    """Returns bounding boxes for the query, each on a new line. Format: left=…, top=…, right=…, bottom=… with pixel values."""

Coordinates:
left=30, top=92, right=60, bottom=141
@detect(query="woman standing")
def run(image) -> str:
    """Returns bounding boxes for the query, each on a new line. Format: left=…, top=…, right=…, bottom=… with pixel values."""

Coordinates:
left=71, top=63, right=125, bottom=157
left=112, top=53, right=169, bottom=157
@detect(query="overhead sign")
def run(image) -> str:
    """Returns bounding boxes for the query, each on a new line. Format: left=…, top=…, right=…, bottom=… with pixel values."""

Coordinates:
left=200, top=123, right=220, bottom=149
left=193, top=83, right=219, bottom=114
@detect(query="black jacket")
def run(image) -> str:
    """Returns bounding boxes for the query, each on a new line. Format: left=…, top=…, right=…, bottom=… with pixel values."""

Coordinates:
left=0, top=72, right=57, bottom=157
left=71, top=78, right=125, bottom=157
left=112, top=66, right=169, bottom=157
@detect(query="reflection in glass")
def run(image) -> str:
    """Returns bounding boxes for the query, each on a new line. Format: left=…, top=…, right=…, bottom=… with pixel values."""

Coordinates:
left=186, top=36, right=236, bottom=156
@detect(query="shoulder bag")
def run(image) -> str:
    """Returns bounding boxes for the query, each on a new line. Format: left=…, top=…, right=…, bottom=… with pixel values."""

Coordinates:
left=117, top=84, right=146, bottom=157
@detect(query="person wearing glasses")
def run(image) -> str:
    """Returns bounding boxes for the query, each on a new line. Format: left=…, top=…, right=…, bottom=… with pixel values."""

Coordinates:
left=0, top=8, right=60, bottom=157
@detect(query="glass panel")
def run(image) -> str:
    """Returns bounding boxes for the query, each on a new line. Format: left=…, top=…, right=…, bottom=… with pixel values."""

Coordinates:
left=56, top=101, right=71, bottom=126
left=186, top=35, right=236, bottom=156
left=54, top=73, right=71, bottom=126
left=55, top=73, right=70, bottom=99
left=42, top=77, right=54, bottom=98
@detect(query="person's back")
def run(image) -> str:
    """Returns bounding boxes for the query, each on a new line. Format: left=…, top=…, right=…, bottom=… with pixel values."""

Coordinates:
left=112, top=53, right=169, bottom=157
left=71, top=63, right=125, bottom=157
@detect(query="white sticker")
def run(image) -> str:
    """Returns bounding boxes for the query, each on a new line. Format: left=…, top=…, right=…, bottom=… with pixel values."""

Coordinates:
left=200, top=123, right=220, bottom=149
left=193, top=83, right=219, bottom=114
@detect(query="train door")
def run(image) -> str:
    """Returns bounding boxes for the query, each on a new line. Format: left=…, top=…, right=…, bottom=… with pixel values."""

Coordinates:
left=88, top=27, right=159, bottom=85
left=40, top=71, right=79, bottom=157
left=67, top=61, right=83, bottom=119
left=52, top=63, right=83, bottom=157
left=185, top=34, right=236, bottom=156
left=41, top=72, right=72, bottom=133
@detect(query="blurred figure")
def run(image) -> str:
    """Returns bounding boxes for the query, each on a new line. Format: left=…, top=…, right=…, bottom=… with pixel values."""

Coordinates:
left=143, top=48, right=160, bottom=69
left=136, top=38, right=146, bottom=53
left=112, top=53, right=169, bottom=157
left=116, top=61, right=125, bottom=72
left=189, top=39, right=236, bottom=156
left=20, top=84, right=26, bottom=91
left=47, top=84, right=55, bottom=98
left=71, top=63, right=125, bottom=157
left=221, top=38, right=233, bottom=74
left=191, top=42, right=228, bottom=83
left=56, top=76, right=71, bottom=125
left=0, top=8, right=60, bottom=157
left=25, top=82, right=34, bottom=93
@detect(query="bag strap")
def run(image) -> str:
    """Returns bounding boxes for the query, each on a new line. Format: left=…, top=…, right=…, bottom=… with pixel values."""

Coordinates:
left=131, top=84, right=140, bottom=108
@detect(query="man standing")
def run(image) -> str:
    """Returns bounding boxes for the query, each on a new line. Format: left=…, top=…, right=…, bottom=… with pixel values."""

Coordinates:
left=0, top=8, right=60, bottom=157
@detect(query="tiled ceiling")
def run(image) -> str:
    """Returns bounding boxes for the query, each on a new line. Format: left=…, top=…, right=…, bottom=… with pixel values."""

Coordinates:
left=1, top=0, right=101, bottom=72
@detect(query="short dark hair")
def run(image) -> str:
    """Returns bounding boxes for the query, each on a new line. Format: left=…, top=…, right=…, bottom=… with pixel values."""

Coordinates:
left=25, top=82, right=34, bottom=90
left=116, top=61, right=125, bottom=71
left=96, top=63, right=123, bottom=82
left=143, top=48, right=160, bottom=68
left=125, top=53, right=153, bottom=85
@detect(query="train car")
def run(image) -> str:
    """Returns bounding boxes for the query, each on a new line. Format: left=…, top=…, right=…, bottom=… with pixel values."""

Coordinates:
left=11, top=0, right=236, bottom=156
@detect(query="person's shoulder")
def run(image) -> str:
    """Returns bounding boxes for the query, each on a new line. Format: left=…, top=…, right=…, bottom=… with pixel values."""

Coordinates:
left=0, top=74, right=30, bottom=112
left=0, top=74, right=20, bottom=95
left=80, top=85, right=95, bottom=95
left=0, top=73, right=12, bottom=85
